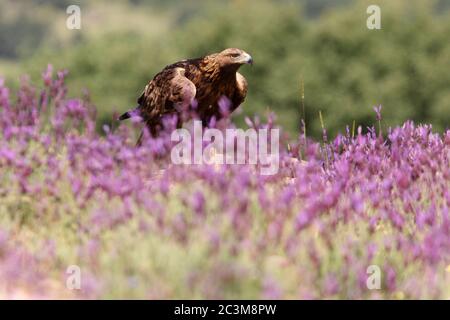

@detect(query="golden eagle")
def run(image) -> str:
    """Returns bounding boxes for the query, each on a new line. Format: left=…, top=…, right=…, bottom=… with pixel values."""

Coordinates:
left=119, top=48, right=252, bottom=139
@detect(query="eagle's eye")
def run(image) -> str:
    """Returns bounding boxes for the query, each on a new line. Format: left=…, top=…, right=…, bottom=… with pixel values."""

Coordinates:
left=229, top=53, right=240, bottom=58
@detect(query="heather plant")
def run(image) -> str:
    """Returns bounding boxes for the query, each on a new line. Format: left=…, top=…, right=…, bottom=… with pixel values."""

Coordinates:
left=0, top=67, right=448, bottom=299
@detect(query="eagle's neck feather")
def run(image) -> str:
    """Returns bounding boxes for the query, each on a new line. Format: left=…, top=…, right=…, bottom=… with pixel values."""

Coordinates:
left=201, top=55, right=239, bottom=83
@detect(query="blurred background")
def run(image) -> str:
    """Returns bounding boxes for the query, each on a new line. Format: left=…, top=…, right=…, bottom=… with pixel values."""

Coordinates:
left=0, top=0, right=449, bottom=138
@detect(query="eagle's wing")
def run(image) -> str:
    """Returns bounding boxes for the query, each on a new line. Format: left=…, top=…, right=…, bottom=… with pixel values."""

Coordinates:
left=138, top=66, right=196, bottom=124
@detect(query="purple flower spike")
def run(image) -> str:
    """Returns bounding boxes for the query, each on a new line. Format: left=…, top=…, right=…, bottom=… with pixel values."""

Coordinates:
left=373, top=105, right=382, bottom=121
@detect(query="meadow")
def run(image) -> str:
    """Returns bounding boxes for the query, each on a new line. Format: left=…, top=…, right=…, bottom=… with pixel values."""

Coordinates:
left=0, top=66, right=448, bottom=298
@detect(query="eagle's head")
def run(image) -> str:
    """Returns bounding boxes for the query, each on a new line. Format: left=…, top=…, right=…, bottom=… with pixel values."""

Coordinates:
left=216, top=48, right=253, bottom=69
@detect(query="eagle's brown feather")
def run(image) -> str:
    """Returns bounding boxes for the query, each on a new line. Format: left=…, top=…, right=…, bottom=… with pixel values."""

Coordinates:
left=120, top=48, right=252, bottom=138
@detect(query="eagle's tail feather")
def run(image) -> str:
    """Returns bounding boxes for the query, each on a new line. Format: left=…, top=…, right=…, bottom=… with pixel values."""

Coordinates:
left=118, top=105, right=141, bottom=121
left=119, top=111, right=131, bottom=121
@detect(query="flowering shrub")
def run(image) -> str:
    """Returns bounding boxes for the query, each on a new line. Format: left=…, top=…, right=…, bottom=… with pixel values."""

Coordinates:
left=0, top=66, right=449, bottom=299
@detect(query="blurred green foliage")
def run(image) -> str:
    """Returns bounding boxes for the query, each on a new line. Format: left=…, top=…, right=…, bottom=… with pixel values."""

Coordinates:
left=1, top=0, right=449, bottom=138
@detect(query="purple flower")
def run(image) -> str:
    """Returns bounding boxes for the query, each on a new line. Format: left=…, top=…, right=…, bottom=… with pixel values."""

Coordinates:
left=384, top=265, right=397, bottom=292
left=262, top=277, right=283, bottom=299
left=218, top=96, right=232, bottom=117
left=373, top=104, right=381, bottom=121
left=323, top=273, right=340, bottom=296
left=42, top=64, right=53, bottom=86
left=192, top=191, right=205, bottom=217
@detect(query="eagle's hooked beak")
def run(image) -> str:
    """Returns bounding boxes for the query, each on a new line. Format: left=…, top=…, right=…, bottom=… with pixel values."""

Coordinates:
left=242, top=52, right=253, bottom=65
